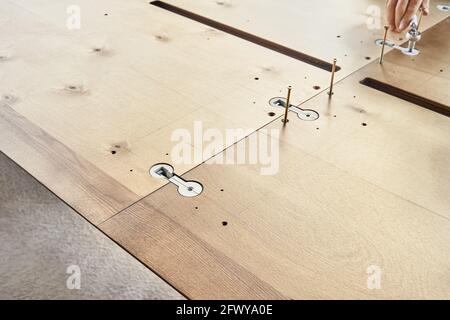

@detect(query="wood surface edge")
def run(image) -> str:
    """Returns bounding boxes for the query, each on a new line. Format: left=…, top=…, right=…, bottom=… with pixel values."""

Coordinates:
left=0, top=103, right=140, bottom=225
left=99, top=200, right=288, bottom=300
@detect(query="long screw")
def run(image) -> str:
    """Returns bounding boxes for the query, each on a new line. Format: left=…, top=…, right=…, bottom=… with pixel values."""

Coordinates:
left=380, top=26, right=389, bottom=64
left=282, top=86, right=292, bottom=125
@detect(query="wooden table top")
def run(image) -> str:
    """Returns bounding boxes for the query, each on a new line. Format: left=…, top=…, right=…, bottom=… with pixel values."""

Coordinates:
left=1, top=0, right=449, bottom=299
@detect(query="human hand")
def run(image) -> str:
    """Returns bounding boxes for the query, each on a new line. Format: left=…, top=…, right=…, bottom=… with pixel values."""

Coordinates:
left=386, top=0, right=430, bottom=32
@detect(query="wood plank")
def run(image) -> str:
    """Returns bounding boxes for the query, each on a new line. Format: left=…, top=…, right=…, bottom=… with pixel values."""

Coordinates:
left=1, top=0, right=449, bottom=299
left=261, top=19, right=450, bottom=217
left=1, top=0, right=447, bottom=222
left=262, top=70, right=450, bottom=217
left=0, top=0, right=331, bottom=201
left=101, top=18, right=450, bottom=298
left=365, top=18, right=450, bottom=108
left=168, top=0, right=449, bottom=79
left=100, top=199, right=286, bottom=299
left=0, top=103, right=138, bottom=225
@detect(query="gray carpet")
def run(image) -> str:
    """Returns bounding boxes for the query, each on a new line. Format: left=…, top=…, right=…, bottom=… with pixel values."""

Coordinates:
left=0, top=152, right=184, bottom=300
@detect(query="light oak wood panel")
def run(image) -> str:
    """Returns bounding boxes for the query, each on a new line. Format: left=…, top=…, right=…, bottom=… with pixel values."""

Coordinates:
left=102, top=136, right=450, bottom=299
left=1, top=0, right=448, bottom=299
left=1, top=0, right=447, bottom=220
left=101, top=18, right=450, bottom=299
left=1, top=0, right=332, bottom=201
left=262, top=67, right=450, bottom=217
left=100, top=198, right=287, bottom=300
left=261, top=19, right=450, bottom=217
left=369, top=17, right=450, bottom=107
left=0, top=103, right=138, bottom=225
left=168, top=0, right=450, bottom=79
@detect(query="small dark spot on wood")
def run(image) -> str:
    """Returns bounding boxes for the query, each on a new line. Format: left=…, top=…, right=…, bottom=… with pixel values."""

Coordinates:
left=313, top=85, right=321, bottom=90
left=365, top=57, right=371, bottom=60
left=220, top=189, right=224, bottom=192
left=111, top=150, right=117, bottom=155
left=216, top=1, right=231, bottom=7
left=268, top=112, right=276, bottom=117
left=222, top=221, right=228, bottom=226
left=254, top=77, right=259, bottom=80
left=362, top=122, right=367, bottom=126
left=195, top=206, right=199, bottom=210
left=154, top=34, right=170, bottom=42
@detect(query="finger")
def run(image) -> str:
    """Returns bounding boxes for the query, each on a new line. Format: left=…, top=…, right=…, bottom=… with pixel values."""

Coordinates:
left=386, top=0, right=398, bottom=30
left=395, top=0, right=409, bottom=31
left=399, top=0, right=422, bottom=30
left=422, top=0, right=430, bottom=15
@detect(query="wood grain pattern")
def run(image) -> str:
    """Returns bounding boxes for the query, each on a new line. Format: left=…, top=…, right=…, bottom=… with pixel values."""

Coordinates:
left=0, top=103, right=138, bottom=225
left=261, top=72, right=450, bottom=218
left=1, top=0, right=447, bottom=202
left=1, top=0, right=449, bottom=299
left=101, top=19, right=450, bottom=299
left=0, top=0, right=329, bottom=199
left=101, top=199, right=286, bottom=300
left=366, top=18, right=450, bottom=108
left=261, top=18, right=450, bottom=218
left=102, top=135, right=450, bottom=299
left=168, top=0, right=449, bottom=80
